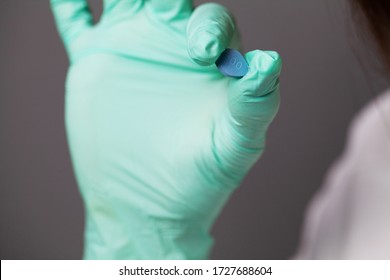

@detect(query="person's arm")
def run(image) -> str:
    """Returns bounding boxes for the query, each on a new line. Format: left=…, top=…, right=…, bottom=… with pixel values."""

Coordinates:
left=295, top=91, right=390, bottom=259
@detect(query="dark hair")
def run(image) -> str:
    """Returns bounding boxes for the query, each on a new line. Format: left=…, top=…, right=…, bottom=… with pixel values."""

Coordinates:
left=352, top=0, right=390, bottom=73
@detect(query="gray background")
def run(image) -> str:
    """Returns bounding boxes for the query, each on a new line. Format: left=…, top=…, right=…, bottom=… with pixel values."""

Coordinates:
left=0, top=0, right=388, bottom=259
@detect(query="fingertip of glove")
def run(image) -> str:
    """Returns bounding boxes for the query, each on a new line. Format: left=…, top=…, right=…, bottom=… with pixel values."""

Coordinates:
left=187, top=3, right=236, bottom=66
left=245, top=50, right=282, bottom=76
left=187, top=30, right=224, bottom=66
left=230, top=50, right=282, bottom=98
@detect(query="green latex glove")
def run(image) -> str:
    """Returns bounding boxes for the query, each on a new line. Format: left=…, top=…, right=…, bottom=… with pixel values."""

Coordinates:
left=51, top=0, right=282, bottom=259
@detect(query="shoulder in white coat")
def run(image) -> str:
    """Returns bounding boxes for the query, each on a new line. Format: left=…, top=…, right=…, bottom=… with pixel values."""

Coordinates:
left=295, top=90, right=390, bottom=259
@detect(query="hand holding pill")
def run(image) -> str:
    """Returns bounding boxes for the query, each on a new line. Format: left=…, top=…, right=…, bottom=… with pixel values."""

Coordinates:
left=51, top=0, right=281, bottom=259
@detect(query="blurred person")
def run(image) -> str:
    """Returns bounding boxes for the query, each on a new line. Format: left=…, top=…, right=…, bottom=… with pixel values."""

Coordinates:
left=295, top=0, right=390, bottom=259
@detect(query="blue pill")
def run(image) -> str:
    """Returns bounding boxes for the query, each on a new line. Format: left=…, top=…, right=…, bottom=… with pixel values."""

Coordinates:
left=215, top=48, right=249, bottom=78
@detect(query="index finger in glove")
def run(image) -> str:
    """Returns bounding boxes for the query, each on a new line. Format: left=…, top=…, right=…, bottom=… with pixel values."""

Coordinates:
left=149, top=0, right=193, bottom=21
left=187, top=3, right=238, bottom=66
left=210, top=51, right=282, bottom=181
left=228, top=50, right=282, bottom=139
left=51, top=0, right=142, bottom=46
left=50, top=0, right=93, bottom=45
left=102, top=0, right=143, bottom=19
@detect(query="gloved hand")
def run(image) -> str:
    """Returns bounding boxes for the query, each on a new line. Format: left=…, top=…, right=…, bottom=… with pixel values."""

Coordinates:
left=51, top=0, right=281, bottom=259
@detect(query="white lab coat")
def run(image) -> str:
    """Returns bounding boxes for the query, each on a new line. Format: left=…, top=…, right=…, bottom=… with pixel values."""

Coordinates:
left=295, top=90, right=390, bottom=259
